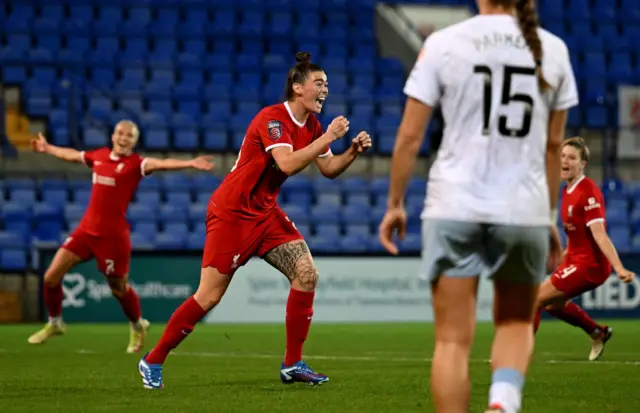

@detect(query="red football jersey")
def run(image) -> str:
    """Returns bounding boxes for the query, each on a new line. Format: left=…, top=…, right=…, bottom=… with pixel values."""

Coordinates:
left=78, top=148, right=148, bottom=236
left=212, top=102, right=331, bottom=220
left=560, top=175, right=611, bottom=271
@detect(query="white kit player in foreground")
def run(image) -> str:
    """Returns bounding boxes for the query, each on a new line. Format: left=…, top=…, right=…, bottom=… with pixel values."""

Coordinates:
left=379, top=0, right=578, bottom=412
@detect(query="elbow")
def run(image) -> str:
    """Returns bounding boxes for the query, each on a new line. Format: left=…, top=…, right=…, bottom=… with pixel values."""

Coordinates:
left=396, top=133, right=422, bottom=154
left=546, top=137, right=563, bottom=153
left=321, top=169, right=339, bottom=180
left=279, top=164, right=297, bottom=177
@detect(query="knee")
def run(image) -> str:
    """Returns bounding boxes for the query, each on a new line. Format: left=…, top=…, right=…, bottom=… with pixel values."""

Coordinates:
left=295, top=267, right=319, bottom=292
left=43, top=269, right=64, bottom=287
left=544, top=302, right=564, bottom=312
left=436, top=328, right=474, bottom=351
left=193, top=286, right=224, bottom=310
left=107, top=279, right=128, bottom=297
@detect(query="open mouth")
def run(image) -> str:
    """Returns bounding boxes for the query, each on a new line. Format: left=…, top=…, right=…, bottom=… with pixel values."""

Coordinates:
left=315, top=97, right=326, bottom=109
left=561, top=167, right=570, bottom=173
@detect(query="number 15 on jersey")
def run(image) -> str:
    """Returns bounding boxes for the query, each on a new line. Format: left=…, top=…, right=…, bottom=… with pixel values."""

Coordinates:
left=474, top=65, right=537, bottom=138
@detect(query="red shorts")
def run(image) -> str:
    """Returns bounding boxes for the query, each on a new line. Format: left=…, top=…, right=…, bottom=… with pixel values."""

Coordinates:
left=550, top=261, right=611, bottom=298
left=202, top=206, right=303, bottom=275
left=62, top=228, right=131, bottom=277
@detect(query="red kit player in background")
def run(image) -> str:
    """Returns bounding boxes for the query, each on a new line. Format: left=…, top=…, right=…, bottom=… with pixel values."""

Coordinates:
left=138, top=52, right=372, bottom=389
left=534, top=137, right=634, bottom=360
left=28, top=121, right=214, bottom=352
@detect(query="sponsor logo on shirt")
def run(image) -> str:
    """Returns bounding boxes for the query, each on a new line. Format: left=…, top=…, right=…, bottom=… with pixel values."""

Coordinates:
left=584, top=197, right=601, bottom=211
left=92, top=173, right=116, bottom=187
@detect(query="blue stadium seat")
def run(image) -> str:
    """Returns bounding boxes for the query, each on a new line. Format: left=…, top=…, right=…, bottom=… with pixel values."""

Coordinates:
left=2, top=202, right=33, bottom=222
left=315, top=223, right=341, bottom=239
left=3, top=178, right=36, bottom=190
left=0, top=231, right=27, bottom=249
left=8, top=189, right=36, bottom=206
left=186, top=232, right=206, bottom=250
left=73, top=189, right=91, bottom=206
left=129, top=232, right=154, bottom=250
left=161, top=173, right=192, bottom=192
left=308, top=236, right=341, bottom=253
left=188, top=203, right=208, bottom=224
left=164, top=222, right=190, bottom=238
left=133, top=222, right=158, bottom=241
left=0, top=249, right=28, bottom=271
left=166, top=192, right=192, bottom=210
left=158, top=204, right=188, bottom=221
left=155, top=232, right=186, bottom=250
left=145, top=129, right=170, bottom=151
left=34, top=221, right=63, bottom=242
left=3, top=219, right=30, bottom=240
left=128, top=204, right=157, bottom=223
left=41, top=189, right=68, bottom=208
left=341, top=234, right=369, bottom=252
left=281, top=204, right=310, bottom=225
left=341, top=205, right=370, bottom=225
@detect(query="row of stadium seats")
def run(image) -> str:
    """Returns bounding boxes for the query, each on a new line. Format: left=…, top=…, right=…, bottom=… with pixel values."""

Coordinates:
left=2, top=0, right=634, bottom=153
left=2, top=175, right=640, bottom=254
left=3, top=174, right=640, bottom=201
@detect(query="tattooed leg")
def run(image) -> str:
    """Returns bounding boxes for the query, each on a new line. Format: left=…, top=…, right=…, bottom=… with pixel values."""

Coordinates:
left=263, top=239, right=318, bottom=292
left=264, top=240, right=322, bottom=369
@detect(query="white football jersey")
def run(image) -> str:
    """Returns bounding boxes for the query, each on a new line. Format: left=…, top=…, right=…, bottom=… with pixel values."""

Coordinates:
left=404, top=15, right=578, bottom=226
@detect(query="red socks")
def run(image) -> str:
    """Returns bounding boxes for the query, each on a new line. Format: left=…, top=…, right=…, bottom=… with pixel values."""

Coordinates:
left=284, top=288, right=315, bottom=366
left=146, top=289, right=315, bottom=366
left=546, top=301, right=601, bottom=335
left=146, top=296, right=207, bottom=365
left=44, top=284, right=63, bottom=318
left=116, top=287, right=142, bottom=323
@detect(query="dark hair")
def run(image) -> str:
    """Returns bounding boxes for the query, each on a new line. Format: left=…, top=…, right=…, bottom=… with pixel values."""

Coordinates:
left=490, top=0, right=551, bottom=92
left=284, top=52, right=324, bottom=100
left=562, top=137, right=590, bottom=162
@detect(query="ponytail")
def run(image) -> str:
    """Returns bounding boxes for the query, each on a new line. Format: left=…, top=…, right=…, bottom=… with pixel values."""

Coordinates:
left=515, top=0, right=551, bottom=92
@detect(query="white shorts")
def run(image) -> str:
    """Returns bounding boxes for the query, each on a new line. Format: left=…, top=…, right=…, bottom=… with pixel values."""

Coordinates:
left=419, top=219, right=549, bottom=284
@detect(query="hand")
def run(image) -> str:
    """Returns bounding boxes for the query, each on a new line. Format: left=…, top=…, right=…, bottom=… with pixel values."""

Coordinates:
left=378, top=207, right=407, bottom=255
left=351, top=131, right=372, bottom=153
left=328, top=116, right=349, bottom=140
left=546, top=226, right=563, bottom=273
left=31, top=132, right=49, bottom=153
left=189, top=156, right=215, bottom=171
left=615, top=267, right=635, bottom=283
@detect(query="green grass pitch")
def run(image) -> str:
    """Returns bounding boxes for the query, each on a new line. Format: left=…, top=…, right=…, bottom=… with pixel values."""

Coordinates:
left=1, top=321, right=640, bottom=412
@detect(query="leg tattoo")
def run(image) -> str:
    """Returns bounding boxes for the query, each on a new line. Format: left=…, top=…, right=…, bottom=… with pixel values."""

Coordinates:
left=263, top=240, right=318, bottom=291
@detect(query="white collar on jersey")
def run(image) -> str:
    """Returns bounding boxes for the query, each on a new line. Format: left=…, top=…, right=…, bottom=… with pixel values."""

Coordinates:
left=110, top=152, right=121, bottom=161
left=284, top=101, right=306, bottom=128
left=566, top=174, right=586, bottom=194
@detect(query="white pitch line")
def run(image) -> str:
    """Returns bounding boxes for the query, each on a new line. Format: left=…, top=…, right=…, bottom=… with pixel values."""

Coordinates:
left=169, top=351, right=640, bottom=366
left=1, top=348, right=638, bottom=366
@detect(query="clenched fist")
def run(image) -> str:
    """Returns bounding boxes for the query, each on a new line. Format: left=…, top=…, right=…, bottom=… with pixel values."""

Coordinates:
left=351, top=131, right=372, bottom=153
left=328, top=116, right=350, bottom=140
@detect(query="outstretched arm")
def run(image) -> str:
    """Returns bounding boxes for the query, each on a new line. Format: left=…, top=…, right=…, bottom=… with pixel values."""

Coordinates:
left=315, top=131, right=371, bottom=179
left=31, top=133, right=83, bottom=163
left=143, top=156, right=214, bottom=174
left=589, top=222, right=634, bottom=282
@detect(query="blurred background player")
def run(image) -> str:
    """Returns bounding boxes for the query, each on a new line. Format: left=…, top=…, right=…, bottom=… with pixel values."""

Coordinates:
left=534, top=137, right=635, bottom=360
left=28, top=121, right=214, bottom=353
left=138, top=52, right=372, bottom=389
left=378, top=0, right=576, bottom=412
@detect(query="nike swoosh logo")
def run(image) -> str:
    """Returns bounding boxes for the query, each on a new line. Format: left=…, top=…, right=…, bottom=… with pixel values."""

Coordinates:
left=280, top=367, right=297, bottom=380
